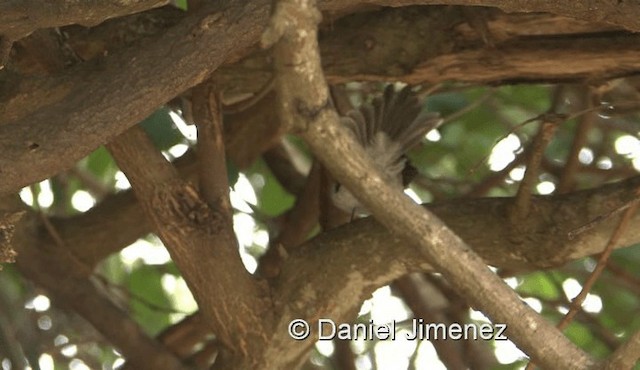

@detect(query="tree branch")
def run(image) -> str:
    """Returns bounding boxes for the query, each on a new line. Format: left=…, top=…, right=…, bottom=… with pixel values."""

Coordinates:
left=4, top=0, right=640, bottom=43
left=262, top=0, right=596, bottom=368
left=217, top=8, right=640, bottom=96
left=258, top=161, right=321, bottom=278
left=4, top=5, right=640, bottom=196
left=49, top=151, right=640, bottom=274
left=0, top=209, right=22, bottom=265
left=271, top=176, right=640, bottom=368
left=0, top=196, right=189, bottom=370
left=0, top=0, right=168, bottom=39
left=510, top=116, right=559, bottom=222
left=262, top=143, right=307, bottom=195
left=192, top=82, right=232, bottom=214
left=0, top=0, right=272, bottom=195
left=106, top=125, right=270, bottom=365
left=321, top=0, right=640, bottom=32
left=9, top=167, right=640, bottom=367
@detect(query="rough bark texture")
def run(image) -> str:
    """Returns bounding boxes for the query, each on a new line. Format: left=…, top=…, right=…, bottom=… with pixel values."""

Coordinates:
left=2, top=0, right=640, bottom=369
left=0, top=0, right=271, bottom=195
left=3, top=4, right=640, bottom=195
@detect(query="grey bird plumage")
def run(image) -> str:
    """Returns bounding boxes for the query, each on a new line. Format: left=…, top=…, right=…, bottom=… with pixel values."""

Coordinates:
left=331, top=85, right=442, bottom=215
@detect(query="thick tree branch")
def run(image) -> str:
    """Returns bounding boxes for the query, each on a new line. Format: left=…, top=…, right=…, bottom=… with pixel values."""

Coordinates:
left=217, top=9, right=640, bottom=96
left=4, top=5, right=640, bottom=196
left=51, top=190, right=147, bottom=263
left=3, top=0, right=639, bottom=43
left=0, top=0, right=272, bottom=195
left=271, top=176, right=640, bottom=368
left=50, top=152, right=640, bottom=274
left=9, top=166, right=640, bottom=367
left=106, top=126, right=270, bottom=366
left=47, top=93, right=283, bottom=267
left=0, top=0, right=168, bottom=39
left=48, top=150, right=196, bottom=267
left=192, top=82, right=232, bottom=215
left=321, top=0, right=640, bottom=32
left=224, top=91, right=285, bottom=168
left=262, top=0, right=597, bottom=368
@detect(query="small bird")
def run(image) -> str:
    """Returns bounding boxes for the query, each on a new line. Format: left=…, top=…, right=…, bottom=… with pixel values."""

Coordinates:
left=330, top=85, right=442, bottom=215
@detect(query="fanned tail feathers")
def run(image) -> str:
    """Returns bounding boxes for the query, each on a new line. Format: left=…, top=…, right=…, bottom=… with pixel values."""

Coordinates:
left=343, top=85, right=442, bottom=154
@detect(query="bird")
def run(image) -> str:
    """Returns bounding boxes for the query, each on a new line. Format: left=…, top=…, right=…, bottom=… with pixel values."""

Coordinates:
left=330, top=85, right=442, bottom=216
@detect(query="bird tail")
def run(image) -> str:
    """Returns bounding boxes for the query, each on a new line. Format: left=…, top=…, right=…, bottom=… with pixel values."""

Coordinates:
left=342, top=85, right=442, bottom=153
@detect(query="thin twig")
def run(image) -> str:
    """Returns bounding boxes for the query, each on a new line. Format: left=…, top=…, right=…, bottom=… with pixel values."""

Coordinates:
left=510, top=117, right=559, bottom=221
left=562, top=199, right=639, bottom=331
left=416, top=82, right=445, bottom=98
left=568, top=197, right=640, bottom=240
left=509, top=84, right=566, bottom=222
left=92, top=273, right=190, bottom=315
left=37, top=207, right=93, bottom=276
left=605, top=260, right=640, bottom=292
left=557, top=87, right=599, bottom=194
left=526, top=188, right=640, bottom=370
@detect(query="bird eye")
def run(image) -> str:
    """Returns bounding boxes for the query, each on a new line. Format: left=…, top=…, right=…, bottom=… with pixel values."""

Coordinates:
left=334, top=183, right=341, bottom=192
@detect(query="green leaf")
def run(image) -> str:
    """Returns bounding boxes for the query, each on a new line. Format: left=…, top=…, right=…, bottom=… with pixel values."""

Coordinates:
left=517, top=272, right=560, bottom=300
left=139, top=107, right=183, bottom=150
left=564, top=322, right=594, bottom=348
left=227, top=159, right=240, bottom=187
left=426, top=91, right=468, bottom=116
left=126, top=265, right=173, bottom=335
left=249, top=159, right=295, bottom=216
left=100, top=253, right=130, bottom=285
left=171, top=0, right=188, bottom=10
left=497, top=85, right=551, bottom=112
left=84, top=146, right=117, bottom=183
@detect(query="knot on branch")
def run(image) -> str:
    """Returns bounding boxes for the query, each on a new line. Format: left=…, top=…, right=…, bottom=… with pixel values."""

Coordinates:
left=152, top=182, right=225, bottom=235
left=0, top=211, right=25, bottom=267
left=294, top=96, right=330, bottom=122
